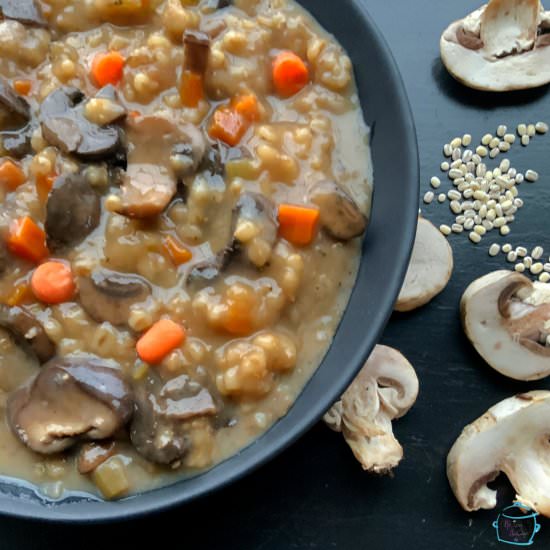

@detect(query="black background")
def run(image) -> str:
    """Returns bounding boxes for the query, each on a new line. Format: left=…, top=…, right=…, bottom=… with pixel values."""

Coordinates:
left=4, top=0, right=550, bottom=547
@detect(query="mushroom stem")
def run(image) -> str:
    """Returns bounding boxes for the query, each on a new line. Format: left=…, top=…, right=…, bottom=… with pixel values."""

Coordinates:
left=324, top=345, right=419, bottom=474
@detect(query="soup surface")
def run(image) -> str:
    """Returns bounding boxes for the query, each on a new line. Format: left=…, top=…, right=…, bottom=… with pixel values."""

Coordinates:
left=0, top=0, right=371, bottom=500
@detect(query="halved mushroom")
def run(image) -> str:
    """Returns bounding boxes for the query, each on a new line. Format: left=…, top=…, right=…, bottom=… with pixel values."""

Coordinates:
left=130, top=373, right=217, bottom=465
left=461, top=270, right=550, bottom=381
left=0, top=77, right=34, bottom=158
left=0, top=0, right=46, bottom=26
left=78, top=270, right=151, bottom=326
left=112, top=115, right=206, bottom=218
left=0, top=304, right=55, bottom=363
left=324, top=345, right=419, bottom=474
left=45, top=172, right=101, bottom=251
left=447, top=391, right=550, bottom=516
left=7, top=356, right=133, bottom=454
left=441, top=0, right=550, bottom=91
left=308, top=180, right=368, bottom=241
left=395, top=217, right=453, bottom=312
left=40, top=87, right=125, bottom=162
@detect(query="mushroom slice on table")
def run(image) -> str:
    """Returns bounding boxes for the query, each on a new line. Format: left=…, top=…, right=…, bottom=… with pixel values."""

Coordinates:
left=462, top=270, right=550, bottom=381
left=308, top=180, right=368, bottom=241
left=448, top=391, right=550, bottom=516
left=78, top=270, right=151, bottom=327
left=395, top=217, right=453, bottom=312
left=0, top=0, right=47, bottom=26
left=45, top=172, right=101, bottom=252
left=7, top=356, right=133, bottom=454
left=130, top=373, right=217, bottom=465
left=324, top=345, right=419, bottom=474
left=0, top=304, right=55, bottom=363
left=440, top=0, right=550, bottom=91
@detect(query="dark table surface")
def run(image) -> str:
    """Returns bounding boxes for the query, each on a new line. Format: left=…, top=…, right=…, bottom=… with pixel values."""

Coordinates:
left=5, top=0, right=550, bottom=548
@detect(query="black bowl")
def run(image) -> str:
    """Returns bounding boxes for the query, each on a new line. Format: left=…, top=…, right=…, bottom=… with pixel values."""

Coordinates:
left=0, top=0, right=418, bottom=521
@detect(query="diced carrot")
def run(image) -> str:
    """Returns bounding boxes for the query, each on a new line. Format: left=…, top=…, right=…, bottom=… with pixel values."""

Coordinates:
left=137, top=319, right=186, bottom=365
left=179, top=70, right=204, bottom=108
left=31, top=261, right=75, bottom=304
left=163, top=236, right=193, bottom=266
left=91, top=51, right=125, bottom=87
left=272, top=51, right=309, bottom=98
left=128, top=110, right=141, bottom=119
left=232, top=94, right=261, bottom=122
left=35, top=173, right=56, bottom=202
left=13, top=80, right=32, bottom=96
left=7, top=216, right=49, bottom=264
left=6, top=283, right=33, bottom=307
left=277, top=203, right=320, bottom=246
left=208, top=107, right=247, bottom=147
left=0, top=160, right=26, bottom=191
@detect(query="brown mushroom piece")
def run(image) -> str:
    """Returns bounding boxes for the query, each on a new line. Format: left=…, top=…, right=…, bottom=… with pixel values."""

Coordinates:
left=45, top=172, right=101, bottom=252
left=440, top=0, right=550, bottom=91
left=395, top=217, right=454, bottom=312
left=7, top=356, right=133, bottom=454
left=308, top=180, right=368, bottom=241
left=187, top=192, right=278, bottom=285
left=77, top=441, right=116, bottom=474
left=324, top=345, right=419, bottom=474
left=78, top=270, right=151, bottom=327
left=40, top=87, right=126, bottom=162
left=130, top=373, right=217, bottom=465
left=231, top=192, right=278, bottom=267
left=0, top=0, right=46, bottom=26
left=0, top=304, right=55, bottom=363
left=0, top=77, right=34, bottom=158
left=461, top=270, right=550, bottom=381
left=447, top=391, right=550, bottom=516
left=113, top=115, right=206, bottom=218
left=183, top=30, right=210, bottom=75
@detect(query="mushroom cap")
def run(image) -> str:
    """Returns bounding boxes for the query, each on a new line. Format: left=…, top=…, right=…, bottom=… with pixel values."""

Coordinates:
left=323, top=345, right=419, bottom=474
left=0, top=304, right=55, bottom=363
left=447, top=391, right=550, bottom=516
left=440, top=0, right=550, bottom=91
left=130, top=373, right=217, bottom=465
left=0, top=0, right=47, bottom=26
left=461, top=270, right=550, bottom=381
left=78, top=269, right=151, bottom=327
left=40, top=87, right=125, bottom=161
left=395, top=217, right=453, bottom=312
left=45, top=172, right=101, bottom=252
left=308, top=180, right=368, bottom=241
left=8, top=356, right=133, bottom=454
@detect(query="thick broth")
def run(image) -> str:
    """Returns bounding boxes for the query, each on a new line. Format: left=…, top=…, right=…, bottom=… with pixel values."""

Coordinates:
left=0, top=0, right=371, bottom=499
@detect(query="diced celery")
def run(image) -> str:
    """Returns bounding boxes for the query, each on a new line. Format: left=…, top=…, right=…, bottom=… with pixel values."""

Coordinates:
left=93, top=457, right=130, bottom=500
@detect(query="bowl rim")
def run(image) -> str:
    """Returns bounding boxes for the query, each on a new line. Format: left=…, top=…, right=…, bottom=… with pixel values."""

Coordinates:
left=0, top=0, right=419, bottom=523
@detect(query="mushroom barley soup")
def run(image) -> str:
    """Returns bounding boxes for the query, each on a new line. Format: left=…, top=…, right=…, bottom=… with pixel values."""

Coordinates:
left=0, top=0, right=372, bottom=500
